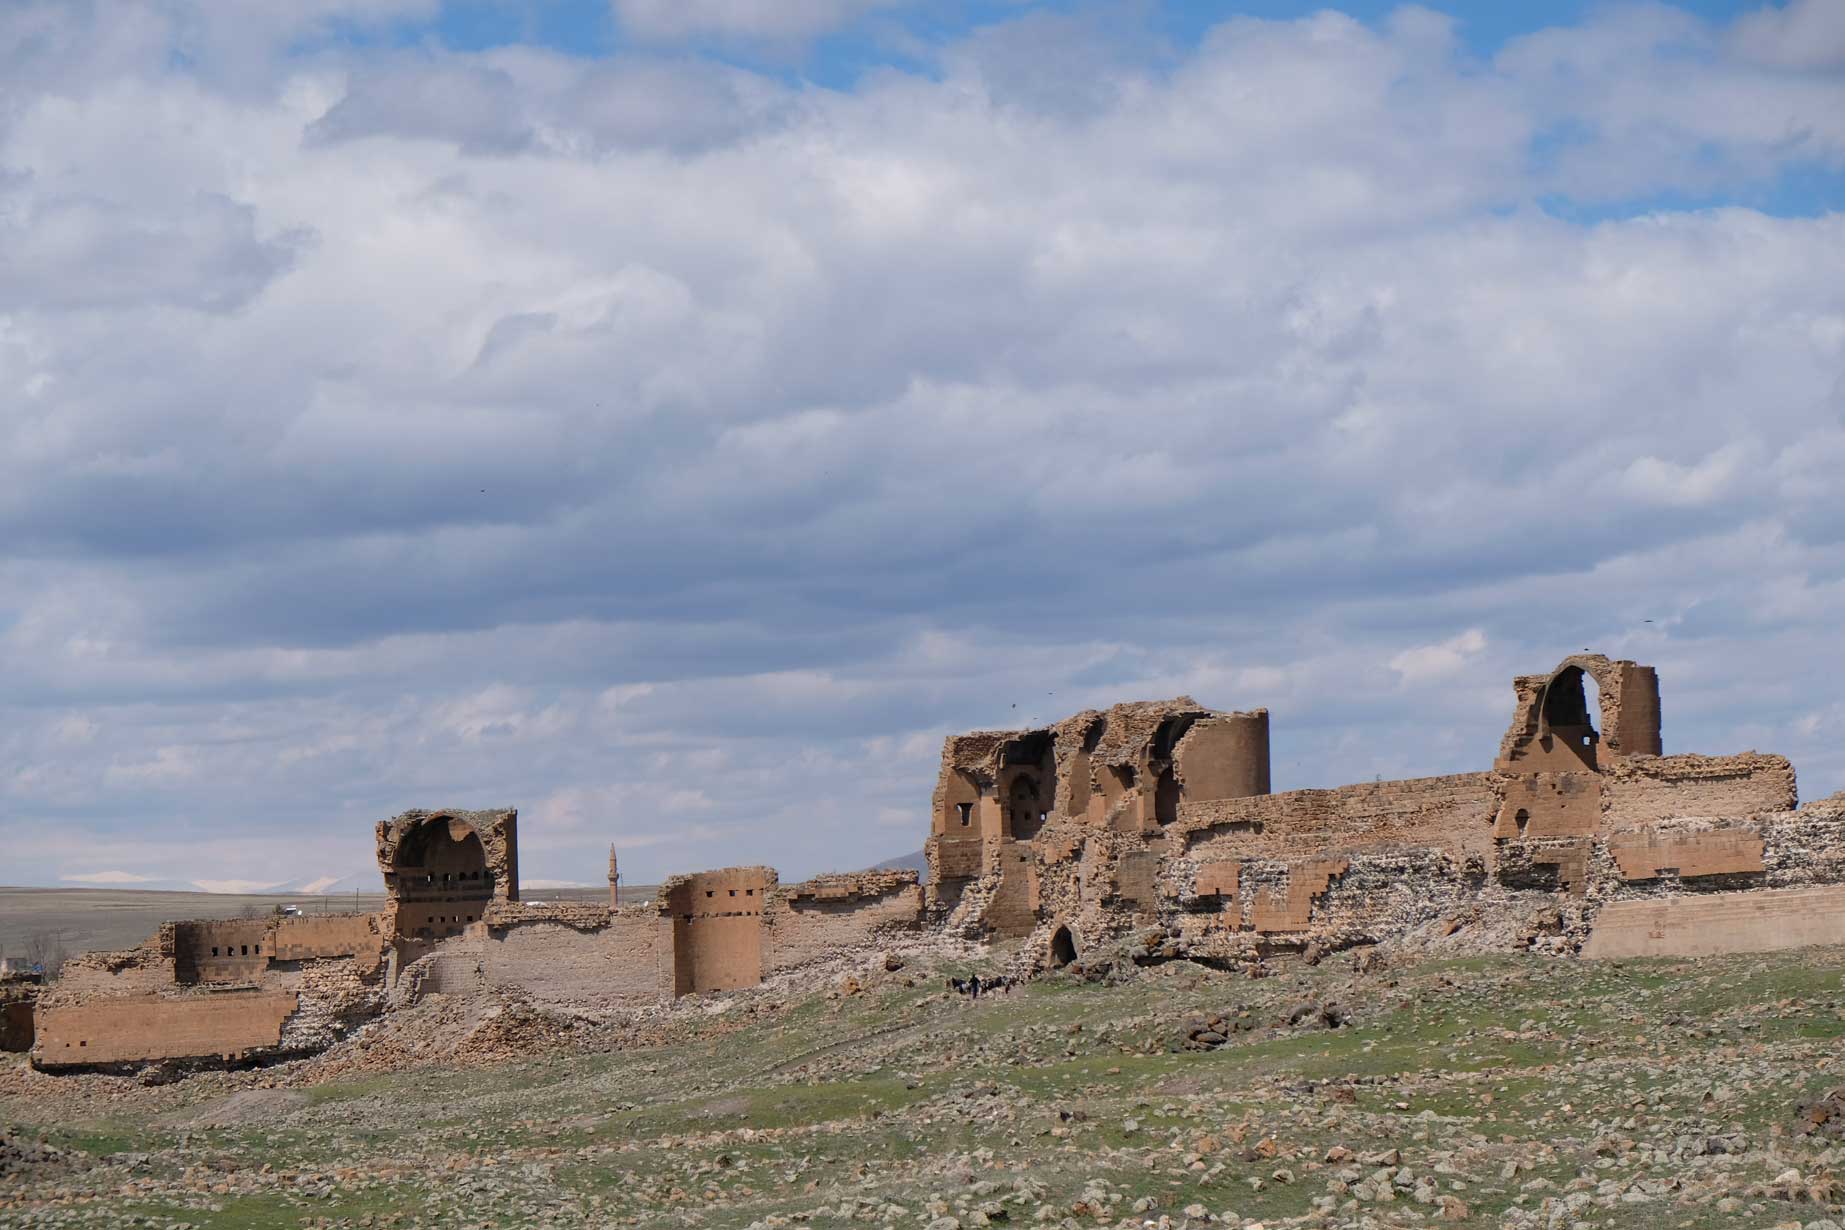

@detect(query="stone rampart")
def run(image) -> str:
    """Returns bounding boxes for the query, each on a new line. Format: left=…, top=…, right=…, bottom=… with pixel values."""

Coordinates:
left=33, top=991, right=299, bottom=1067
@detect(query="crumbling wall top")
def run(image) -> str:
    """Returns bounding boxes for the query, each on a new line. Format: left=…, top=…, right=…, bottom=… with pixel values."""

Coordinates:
left=784, top=869, right=919, bottom=902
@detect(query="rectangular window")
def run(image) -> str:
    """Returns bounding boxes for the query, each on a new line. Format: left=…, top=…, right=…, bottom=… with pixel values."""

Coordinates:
left=211, top=947, right=219, bottom=957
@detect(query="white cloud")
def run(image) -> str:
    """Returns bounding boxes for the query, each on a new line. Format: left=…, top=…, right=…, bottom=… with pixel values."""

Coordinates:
left=190, top=879, right=285, bottom=894
left=3, top=2, right=1845, bottom=891
left=1730, top=0, right=1845, bottom=70
left=1621, top=441, right=1760, bottom=509
left=59, top=869, right=157, bottom=884
left=1389, top=630, right=1490, bottom=685
left=611, top=0, right=902, bottom=43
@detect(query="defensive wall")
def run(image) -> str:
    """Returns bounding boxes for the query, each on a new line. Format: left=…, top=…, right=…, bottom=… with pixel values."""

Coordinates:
left=926, top=653, right=1845, bottom=973
left=26, top=649, right=1845, bottom=1072
left=29, top=807, right=923, bottom=1069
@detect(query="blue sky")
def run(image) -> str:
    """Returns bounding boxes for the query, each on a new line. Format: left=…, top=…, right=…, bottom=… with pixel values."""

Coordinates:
left=1, top=0, right=1843, bottom=893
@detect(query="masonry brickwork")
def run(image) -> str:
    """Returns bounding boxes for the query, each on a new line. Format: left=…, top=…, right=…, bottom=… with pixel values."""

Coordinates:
left=31, top=829, right=925, bottom=1069
left=926, top=653, right=1845, bottom=975
left=28, top=650, right=1845, bottom=1073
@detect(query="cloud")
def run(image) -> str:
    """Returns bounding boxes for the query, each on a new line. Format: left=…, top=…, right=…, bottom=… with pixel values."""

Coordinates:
left=189, top=879, right=285, bottom=895
left=306, top=53, right=783, bottom=155
left=611, top=0, right=903, bottom=43
left=1389, top=630, right=1490, bottom=685
left=1621, top=441, right=1760, bottom=509
left=0, top=192, right=302, bottom=313
left=59, top=869, right=158, bottom=885
left=2, top=2, right=1845, bottom=893
left=1730, top=0, right=1845, bottom=70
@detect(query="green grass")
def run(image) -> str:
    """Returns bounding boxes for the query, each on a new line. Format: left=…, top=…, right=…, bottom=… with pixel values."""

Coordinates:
left=7, top=945, right=1845, bottom=1229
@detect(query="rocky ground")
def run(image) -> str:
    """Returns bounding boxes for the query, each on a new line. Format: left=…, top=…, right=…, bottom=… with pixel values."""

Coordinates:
left=4, top=943, right=1845, bottom=1230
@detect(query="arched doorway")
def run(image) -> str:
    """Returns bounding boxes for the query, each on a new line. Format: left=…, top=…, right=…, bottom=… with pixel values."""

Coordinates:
left=1154, top=768, right=1180, bottom=825
left=1049, top=925, right=1077, bottom=968
left=1009, top=775, right=1044, bottom=841
left=390, top=815, right=492, bottom=941
left=1541, top=666, right=1601, bottom=770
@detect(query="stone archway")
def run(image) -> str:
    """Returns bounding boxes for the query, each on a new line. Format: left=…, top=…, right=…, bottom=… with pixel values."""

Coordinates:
left=1048, top=924, right=1078, bottom=968
left=1538, top=665, right=1601, bottom=771
left=1009, top=775, right=1045, bottom=841
left=389, top=815, right=492, bottom=941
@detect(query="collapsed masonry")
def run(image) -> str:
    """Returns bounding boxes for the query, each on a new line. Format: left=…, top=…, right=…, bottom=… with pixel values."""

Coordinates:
left=28, top=808, right=921, bottom=1070
left=927, top=653, right=1845, bottom=972
left=26, top=651, right=1845, bottom=1073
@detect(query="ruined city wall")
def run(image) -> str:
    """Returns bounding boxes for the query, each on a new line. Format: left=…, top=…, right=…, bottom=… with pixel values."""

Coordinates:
left=1602, top=753, right=1797, bottom=827
left=273, top=912, right=381, bottom=962
left=1181, top=773, right=1500, bottom=861
left=665, top=868, right=770, bottom=996
left=1584, top=885, right=1845, bottom=959
left=32, top=991, right=299, bottom=1067
left=173, top=920, right=272, bottom=984
left=764, top=872, right=923, bottom=974
left=52, top=938, right=175, bottom=998
left=468, top=911, right=672, bottom=1008
left=1173, top=710, right=1270, bottom=801
left=375, top=808, right=520, bottom=910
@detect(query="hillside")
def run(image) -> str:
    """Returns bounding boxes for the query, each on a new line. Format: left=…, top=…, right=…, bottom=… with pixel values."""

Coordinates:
left=5, top=942, right=1844, bottom=1228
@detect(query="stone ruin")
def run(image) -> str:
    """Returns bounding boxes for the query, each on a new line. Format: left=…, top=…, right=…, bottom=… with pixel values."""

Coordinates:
left=17, top=651, right=1845, bottom=1072
left=928, top=652, right=1845, bottom=973
left=23, top=810, right=923, bottom=1071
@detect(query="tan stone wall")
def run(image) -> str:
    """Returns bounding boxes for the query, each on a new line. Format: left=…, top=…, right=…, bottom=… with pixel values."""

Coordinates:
left=33, top=991, right=298, bottom=1067
left=1608, top=830, right=1766, bottom=880
left=1246, top=859, right=1349, bottom=933
left=665, top=868, right=768, bottom=996
left=471, top=912, right=672, bottom=1008
left=1603, top=753, right=1796, bottom=827
left=1584, top=886, right=1845, bottom=958
left=764, top=875, right=923, bottom=974
left=1182, top=773, right=1500, bottom=861
left=1494, top=772, right=1601, bottom=839
left=173, top=920, right=272, bottom=984
left=55, top=940, right=174, bottom=997
left=1173, top=711, right=1270, bottom=801
left=273, top=913, right=380, bottom=961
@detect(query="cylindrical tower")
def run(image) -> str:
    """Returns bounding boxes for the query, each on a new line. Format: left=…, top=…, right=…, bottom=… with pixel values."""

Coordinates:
left=1172, top=709, right=1271, bottom=800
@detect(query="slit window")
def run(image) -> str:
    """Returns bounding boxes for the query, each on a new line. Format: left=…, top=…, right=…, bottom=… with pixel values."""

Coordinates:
left=956, top=803, right=973, bottom=827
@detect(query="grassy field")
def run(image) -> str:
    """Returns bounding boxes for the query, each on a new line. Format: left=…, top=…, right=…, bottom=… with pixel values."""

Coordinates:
left=5, top=944, right=1845, bottom=1229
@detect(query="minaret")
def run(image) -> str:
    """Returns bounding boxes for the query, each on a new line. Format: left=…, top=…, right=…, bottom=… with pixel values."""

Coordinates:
left=608, top=844, right=620, bottom=909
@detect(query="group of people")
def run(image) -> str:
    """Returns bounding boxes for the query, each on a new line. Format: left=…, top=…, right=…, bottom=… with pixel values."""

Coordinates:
left=946, top=973, right=1016, bottom=999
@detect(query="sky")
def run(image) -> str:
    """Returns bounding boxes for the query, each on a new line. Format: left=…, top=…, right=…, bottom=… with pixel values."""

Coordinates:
left=1, top=0, right=1843, bottom=894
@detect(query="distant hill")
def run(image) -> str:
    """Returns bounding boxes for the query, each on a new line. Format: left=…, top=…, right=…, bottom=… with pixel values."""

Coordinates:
left=873, top=850, right=930, bottom=884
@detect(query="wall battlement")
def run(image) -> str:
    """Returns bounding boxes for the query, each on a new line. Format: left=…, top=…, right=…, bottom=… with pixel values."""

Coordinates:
left=29, top=650, right=1845, bottom=1073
